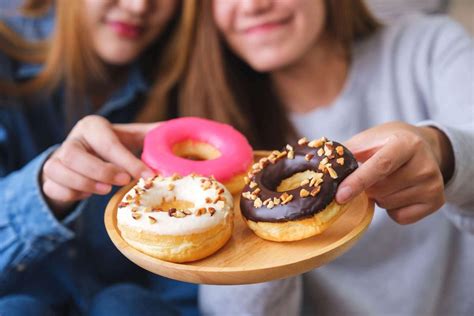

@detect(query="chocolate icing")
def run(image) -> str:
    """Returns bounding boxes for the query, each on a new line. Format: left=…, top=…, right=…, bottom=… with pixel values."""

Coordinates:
left=240, top=140, right=358, bottom=223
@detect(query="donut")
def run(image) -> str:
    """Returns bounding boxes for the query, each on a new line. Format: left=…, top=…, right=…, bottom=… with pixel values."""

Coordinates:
left=240, top=137, right=358, bottom=242
left=117, top=174, right=234, bottom=263
left=142, top=117, right=253, bottom=195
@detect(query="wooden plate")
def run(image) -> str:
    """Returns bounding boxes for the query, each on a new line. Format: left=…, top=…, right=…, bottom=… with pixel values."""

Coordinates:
left=104, top=151, right=374, bottom=285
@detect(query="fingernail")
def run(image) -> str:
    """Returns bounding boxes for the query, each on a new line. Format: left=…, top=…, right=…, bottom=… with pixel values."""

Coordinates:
left=96, top=183, right=112, bottom=194
left=141, top=170, right=155, bottom=179
left=114, top=173, right=130, bottom=184
left=337, top=186, right=353, bottom=203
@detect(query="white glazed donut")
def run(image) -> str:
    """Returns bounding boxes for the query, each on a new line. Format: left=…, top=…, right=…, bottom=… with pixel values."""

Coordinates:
left=117, top=174, right=234, bottom=263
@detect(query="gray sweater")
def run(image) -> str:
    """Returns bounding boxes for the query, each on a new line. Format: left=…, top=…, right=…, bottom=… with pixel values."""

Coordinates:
left=199, top=15, right=474, bottom=316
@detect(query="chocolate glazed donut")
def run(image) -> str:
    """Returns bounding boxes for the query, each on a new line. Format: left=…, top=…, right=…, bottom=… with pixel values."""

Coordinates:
left=240, top=137, right=358, bottom=223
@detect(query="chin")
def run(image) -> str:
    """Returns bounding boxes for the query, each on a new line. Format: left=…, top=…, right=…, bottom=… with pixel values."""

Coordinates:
left=243, top=49, right=299, bottom=73
left=98, top=47, right=139, bottom=66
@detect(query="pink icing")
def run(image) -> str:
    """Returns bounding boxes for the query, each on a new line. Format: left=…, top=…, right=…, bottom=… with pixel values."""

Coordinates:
left=142, top=117, right=253, bottom=182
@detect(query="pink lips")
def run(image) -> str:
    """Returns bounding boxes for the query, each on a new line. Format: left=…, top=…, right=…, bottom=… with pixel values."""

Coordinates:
left=243, top=17, right=291, bottom=35
left=108, top=21, right=143, bottom=39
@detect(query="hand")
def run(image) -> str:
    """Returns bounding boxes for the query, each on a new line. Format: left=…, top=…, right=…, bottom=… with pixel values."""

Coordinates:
left=41, top=115, right=157, bottom=216
left=335, top=121, right=454, bottom=225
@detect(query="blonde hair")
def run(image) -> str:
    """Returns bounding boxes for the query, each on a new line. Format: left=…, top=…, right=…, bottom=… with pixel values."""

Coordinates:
left=0, top=0, right=196, bottom=124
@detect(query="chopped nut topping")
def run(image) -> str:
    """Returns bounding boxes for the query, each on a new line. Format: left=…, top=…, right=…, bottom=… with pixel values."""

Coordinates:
left=148, top=216, right=157, bottom=224
left=305, top=153, right=314, bottom=161
left=277, top=151, right=288, bottom=159
left=286, top=144, right=294, bottom=151
left=249, top=181, right=258, bottom=189
left=217, top=188, right=225, bottom=194
left=249, top=194, right=257, bottom=201
left=131, top=206, right=138, bottom=212
left=183, top=210, right=192, bottom=215
left=196, top=208, right=207, bottom=216
left=144, top=180, right=153, bottom=190
left=205, top=197, right=212, bottom=203
left=336, top=146, right=344, bottom=156
left=287, top=151, right=295, bottom=159
left=310, top=186, right=321, bottom=197
left=202, top=181, right=212, bottom=190
left=317, top=148, right=324, bottom=156
left=125, top=194, right=133, bottom=201
left=267, top=201, right=275, bottom=209
left=118, top=202, right=129, bottom=208
left=167, top=183, right=175, bottom=191
left=168, top=208, right=177, bottom=216
left=171, top=173, right=181, bottom=181
left=301, top=179, right=310, bottom=186
left=337, top=157, right=345, bottom=165
left=273, top=197, right=281, bottom=205
left=310, top=174, right=324, bottom=187
left=244, top=177, right=250, bottom=185
left=300, top=189, right=310, bottom=198
left=254, top=198, right=263, bottom=208
left=308, top=137, right=326, bottom=148
left=263, top=198, right=271, bottom=206
left=280, top=192, right=290, bottom=201
left=208, top=207, right=216, bottom=216
left=282, top=194, right=294, bottom=204
left=132, top=213, right=141, bottom=220
left=320, top=157, right=329, bottom=165
left=327, top=167, right=338, bottom=179
left=242, top=192, right=252, bottom=200
left=152, top=207, right=163, bottom=212
left=251, top=188, right=261, bottom=195
left=174, top=211, right=186, bottom=218
left=143, top=206, right=152, bottom=212
left=298, top=137, right=309, bottom=145
left=252, top=163, right=261, bottom=170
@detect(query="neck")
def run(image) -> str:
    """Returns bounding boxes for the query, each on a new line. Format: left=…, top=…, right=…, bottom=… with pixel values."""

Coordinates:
left=89, top=64, right=129, bottom=109
left=271, top=36, right=349, bottom=113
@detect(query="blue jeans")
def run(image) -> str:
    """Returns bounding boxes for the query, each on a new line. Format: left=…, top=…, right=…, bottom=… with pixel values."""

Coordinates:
left=0, top=283, right=180, bottom=316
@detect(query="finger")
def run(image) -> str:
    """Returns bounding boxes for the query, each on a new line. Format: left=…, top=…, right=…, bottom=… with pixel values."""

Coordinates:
left=43, top=179, right=89, bottom=203
left=43, top=157, right=112, bottom=195
left=336, top=134, right=415, bottom=204
left=113, top=122, right=160, bottom=151
left=373, top=185, right=422, bottom=210
left=386, top=203, right=436, bottom=225
left=57, top=140, right=132, bottom=186
left=83, top=124, right=154, bottom=179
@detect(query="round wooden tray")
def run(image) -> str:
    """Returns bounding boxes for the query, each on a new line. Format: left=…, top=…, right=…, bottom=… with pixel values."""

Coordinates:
left=104, top=151, right=374, bottom=285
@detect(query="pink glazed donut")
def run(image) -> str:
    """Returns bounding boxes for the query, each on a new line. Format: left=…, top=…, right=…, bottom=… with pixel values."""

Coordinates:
left=142, top=117, right=253, bottom=194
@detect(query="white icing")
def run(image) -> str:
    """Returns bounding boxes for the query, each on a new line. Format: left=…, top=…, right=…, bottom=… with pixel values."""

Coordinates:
left=117, top=175, right=233, bottom=235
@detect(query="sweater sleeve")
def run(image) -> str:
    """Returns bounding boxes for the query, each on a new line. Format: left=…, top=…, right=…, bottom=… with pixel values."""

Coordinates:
left=413, top=16, right=474, bottom=232
left=199, top=276, right=302, bottom=316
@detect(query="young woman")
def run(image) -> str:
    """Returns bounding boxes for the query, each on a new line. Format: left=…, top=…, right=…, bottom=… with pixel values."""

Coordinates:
left=186, top=0, right=474, bottom=315
left=0, top=1, right=198, bottom=315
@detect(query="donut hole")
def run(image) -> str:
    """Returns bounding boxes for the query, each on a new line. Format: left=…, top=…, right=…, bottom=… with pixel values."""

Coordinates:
left=172, top=140, right=221, bottom=161
left=155, top=200, right=195, bottom=211
left=276, top=170, right=321, bottom=192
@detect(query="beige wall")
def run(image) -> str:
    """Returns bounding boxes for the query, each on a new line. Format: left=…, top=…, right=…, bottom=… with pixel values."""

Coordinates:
left=450, top=0, right=474, bottom=34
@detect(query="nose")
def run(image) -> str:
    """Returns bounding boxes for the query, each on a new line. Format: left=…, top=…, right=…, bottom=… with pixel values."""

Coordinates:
left=241, top=0, right=272, bottom=14
left=119, top=0, right=149, bottom=15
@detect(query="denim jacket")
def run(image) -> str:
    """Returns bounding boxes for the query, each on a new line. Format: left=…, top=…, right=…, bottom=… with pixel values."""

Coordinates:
left=0, top=7, right=197, bottom=314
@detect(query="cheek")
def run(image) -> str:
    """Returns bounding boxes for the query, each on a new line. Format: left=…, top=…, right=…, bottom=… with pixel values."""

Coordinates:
left=212, top=0, right=234, bottom=37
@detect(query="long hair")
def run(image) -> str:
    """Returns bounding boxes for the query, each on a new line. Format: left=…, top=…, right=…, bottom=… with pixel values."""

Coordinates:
left=0, top=0, right=196, bottom=126
left=180, top=0, right=380, bottom=149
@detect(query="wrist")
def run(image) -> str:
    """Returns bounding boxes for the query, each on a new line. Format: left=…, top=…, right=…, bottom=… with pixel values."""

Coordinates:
left=418, top=126, right=454, bottom=183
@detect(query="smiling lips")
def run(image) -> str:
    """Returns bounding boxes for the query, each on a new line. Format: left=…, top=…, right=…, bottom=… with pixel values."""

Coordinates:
left=242, top=16, right=292, bottom=35
left=109, top=21, right=144, bottom=39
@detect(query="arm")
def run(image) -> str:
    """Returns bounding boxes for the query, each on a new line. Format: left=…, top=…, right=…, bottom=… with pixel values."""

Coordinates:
left=336, top=17, right=474, bottom=233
